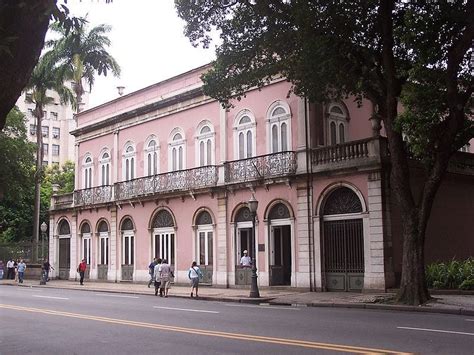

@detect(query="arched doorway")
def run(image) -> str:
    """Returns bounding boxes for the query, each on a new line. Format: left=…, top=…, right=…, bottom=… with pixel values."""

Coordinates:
left=121, top=218, right=135, bottom=281
left=80, top=222, right=91, bottom=280
left=195, top=210, right=214, bottom=284
left=322, top=186, right=364, bottom=291
left=57, top=219, right=71, bottom=280
left=151, top=209, right=175, bottom=270
left=268, top=203, right=292, bottom=286
left=97, top=220, right=109, bottom=280
left=234, top=206, right=255, bottom=285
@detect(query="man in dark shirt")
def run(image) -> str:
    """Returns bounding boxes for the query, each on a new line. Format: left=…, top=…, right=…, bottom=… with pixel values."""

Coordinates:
left=42, top=259, right=53, bottom=282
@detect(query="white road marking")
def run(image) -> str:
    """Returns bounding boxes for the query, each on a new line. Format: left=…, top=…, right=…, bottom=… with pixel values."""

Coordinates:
left=94, top=294, right=139, bottom=299
left=224, top=303, right=300, bottom=311
left=32, top=295, right=69, bottom=300
left=397, top=326, right=474, bottom=336
left=153, top=306, right=219, bottom=314
left=465, top=319, right=474, bottom=322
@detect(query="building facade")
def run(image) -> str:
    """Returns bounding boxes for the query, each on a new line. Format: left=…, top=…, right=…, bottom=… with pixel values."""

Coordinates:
left=49, top=65, right=474, bottom=291
left=16, top=84, right=89, bottom=167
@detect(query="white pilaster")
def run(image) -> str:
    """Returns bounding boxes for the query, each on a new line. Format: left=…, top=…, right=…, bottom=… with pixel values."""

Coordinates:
left=109, top=207, right=118, bottom=281
left=296, top=185, right=312, bottom=288
left=69, top=213, right=78, bottom=279
left=216, top=194, right=228, bottom=286
left=219, top=106, right=227, bottom=163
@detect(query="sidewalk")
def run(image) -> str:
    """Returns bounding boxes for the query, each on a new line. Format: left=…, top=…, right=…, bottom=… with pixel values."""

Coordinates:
left=2, top=279, right=473, bottom=316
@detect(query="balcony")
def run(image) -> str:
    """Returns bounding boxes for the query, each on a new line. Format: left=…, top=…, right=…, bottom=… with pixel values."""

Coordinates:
left=224, top=151, right=297, bottom=183
left=51, top=192, right=74, bottom=210
left=115, top=165, right=218, bottom=201
left=74, top=185, right=112, bottom=206
left=311, top=137, right=387, bottom=173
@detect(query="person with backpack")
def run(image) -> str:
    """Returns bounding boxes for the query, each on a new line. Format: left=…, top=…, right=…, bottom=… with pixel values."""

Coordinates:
left=148, top=258, right=158, bottom=288
left=153, top=258, right=162, bottom=296
left=188, top=261, right=203, bottom=298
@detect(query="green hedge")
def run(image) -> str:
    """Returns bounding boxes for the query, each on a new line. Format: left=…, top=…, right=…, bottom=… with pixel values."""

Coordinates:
left=426, top=258, right=474, bottom=290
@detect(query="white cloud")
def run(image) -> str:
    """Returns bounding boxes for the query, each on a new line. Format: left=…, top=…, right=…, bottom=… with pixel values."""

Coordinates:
left=65, top=0, right=216, bottom=108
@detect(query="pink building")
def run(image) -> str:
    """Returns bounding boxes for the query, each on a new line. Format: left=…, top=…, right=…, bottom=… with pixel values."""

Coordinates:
left=49, top=65, right=474, bottom=291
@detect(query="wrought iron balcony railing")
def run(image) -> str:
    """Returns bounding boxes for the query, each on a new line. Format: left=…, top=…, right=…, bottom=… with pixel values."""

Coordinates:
left=74, top=185, right=112, bottom=206
left=115, top=165, right=218, bottom=201
left=224, top=151, right=297, bottom=183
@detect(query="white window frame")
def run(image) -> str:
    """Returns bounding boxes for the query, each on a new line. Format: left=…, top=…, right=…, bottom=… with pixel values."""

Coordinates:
left=327, top=103, right=349, bottom=145
left=82, top=233, right=91, bottom=265
left=122, top=142, right=136, bottom=181
left=82, top=154, right=93, bottom=189
left=122, top=231, right=134, bottom=266
left=144, top=135, right=160, bottom=176
left=152, top=228, right=175, bottom=268
left=99, top=232, right=109, bottom=265
left=195, top=120, right=215, bottom=167
left=233, top=109, right=256, bottom=160
left=196, top=225, right=213, bottom=266
left=266, top=101, right=292, bottom=154
left=168, top=128, right=186, bottom=171
left=99, top=149, right=111, bottom=186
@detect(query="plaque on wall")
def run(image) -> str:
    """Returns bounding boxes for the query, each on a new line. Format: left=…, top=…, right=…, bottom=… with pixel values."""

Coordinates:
left=258, top=244, right=265, bottom=252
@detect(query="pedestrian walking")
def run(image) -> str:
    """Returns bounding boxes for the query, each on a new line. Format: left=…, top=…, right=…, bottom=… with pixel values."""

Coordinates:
left=6, top=258, right=14, bottom=279
left=148, top=258, right=158, bottom=288
left=0, top=260, right=4, bottom=280
left=188, top=261, right=203, bottom=298
left=42, top=258, right=53, bottom=282
left=159, top=259, right=173, bottom=298
left=77, top=258, right=87, bottom=285
left=153, top=258, right=162, bottom=296
left=17, top=259, right=26, bottom=283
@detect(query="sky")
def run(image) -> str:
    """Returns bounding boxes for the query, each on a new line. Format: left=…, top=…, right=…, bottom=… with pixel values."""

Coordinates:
left=64, top=0, right=216, bottom=108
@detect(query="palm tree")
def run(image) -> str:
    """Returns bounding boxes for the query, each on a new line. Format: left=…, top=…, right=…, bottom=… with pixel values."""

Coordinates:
left=24, top=53, right=75, bottom=262
left=48, top=21, right=121, bottom=113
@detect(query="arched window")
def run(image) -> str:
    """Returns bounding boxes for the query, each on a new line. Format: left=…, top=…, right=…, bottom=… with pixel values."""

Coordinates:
left=81, top=222, right=91, bottom=264
left=196, top=210, right=213, bottom=267
left=323, top=187, right=363, bottom=215
left=99, top=149, right=111, bottom=186
left=82, top=154, right=93, bottom=189
left=122, top=142, right=136, bottom=181
left=196, top=121, right=215, bottom=167
left=168, top=129, right=186, bottom=171
left=267, top=102, right=291, bottom=153
left=58, top=219, right=71, bottom=235
left=97, top=220, right=109, bottom=265
left=327, top=103, right=349, bottom=145
left=152, top=210, right=175, bottom=267
left=234, top=110, right=256, bottom=159
left=121, top=218, right=134, bottom=267
left=144, top=136, right=160, bottom=176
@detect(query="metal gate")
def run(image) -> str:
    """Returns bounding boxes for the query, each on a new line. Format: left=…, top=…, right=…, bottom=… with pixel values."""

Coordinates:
left=58, top=238, right=70, bottom=279
left=323, top=219, right=364, bottom=291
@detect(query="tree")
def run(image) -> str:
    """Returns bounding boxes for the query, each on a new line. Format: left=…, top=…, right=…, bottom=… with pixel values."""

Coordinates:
left=24, top=53, right=75, bottom=261
left=176, top=0, right=473, bottom=305
left=0, top=0, right=113, bottom=131
left=47, top=20, right=121, bottom=113
left=0, top=107, right=35, bottom=242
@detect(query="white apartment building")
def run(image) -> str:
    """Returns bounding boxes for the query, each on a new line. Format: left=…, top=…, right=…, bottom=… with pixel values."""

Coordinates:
left=16, top=83, right=89, bottom=167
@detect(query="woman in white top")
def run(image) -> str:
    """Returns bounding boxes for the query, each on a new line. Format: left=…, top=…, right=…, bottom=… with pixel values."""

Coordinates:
left=188, top=261, right=203, bottom=298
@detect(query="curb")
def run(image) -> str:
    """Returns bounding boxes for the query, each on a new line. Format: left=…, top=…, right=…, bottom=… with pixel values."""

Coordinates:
left=4, top=283, right=473, bottom=315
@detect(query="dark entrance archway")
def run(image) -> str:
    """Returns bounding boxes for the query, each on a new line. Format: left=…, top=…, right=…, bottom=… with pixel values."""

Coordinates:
left=58, top=219, right=71, bottom=280
left=322, top=186, right=364, bottom=291
left=121, top=218, right=134, bottom=281
left=268, top=203, right=292, bottom=286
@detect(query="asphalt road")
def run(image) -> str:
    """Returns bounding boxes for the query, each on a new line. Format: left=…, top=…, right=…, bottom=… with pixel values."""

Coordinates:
left=0, top=285, right=472, bottom=354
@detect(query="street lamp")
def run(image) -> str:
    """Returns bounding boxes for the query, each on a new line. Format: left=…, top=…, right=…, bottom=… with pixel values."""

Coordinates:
left=248, top=194, right=260, bottom=298
left=40, top=222, right=47, bottom=261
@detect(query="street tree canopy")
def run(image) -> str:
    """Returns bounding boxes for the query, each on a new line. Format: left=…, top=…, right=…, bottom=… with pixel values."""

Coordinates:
left=176, top=0, right=473, bottom=305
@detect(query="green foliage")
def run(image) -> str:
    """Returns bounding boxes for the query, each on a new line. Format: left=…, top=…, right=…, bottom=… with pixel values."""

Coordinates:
left=426, top=258, right=474, bottom=290
left=0, top=108, right=35, bottom=243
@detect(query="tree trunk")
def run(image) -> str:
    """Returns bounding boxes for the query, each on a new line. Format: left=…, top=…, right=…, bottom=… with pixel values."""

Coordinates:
left=32, top=105, right=45, bottom=262
left=0, top=0, right=56, bottom=130
left=396, top=208, right=430, bottom=305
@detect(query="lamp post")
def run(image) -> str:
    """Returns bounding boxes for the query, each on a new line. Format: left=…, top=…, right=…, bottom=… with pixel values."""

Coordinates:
left=248, top=194, right=260, bottom=298
left=40, top=222, right=47, bottom=261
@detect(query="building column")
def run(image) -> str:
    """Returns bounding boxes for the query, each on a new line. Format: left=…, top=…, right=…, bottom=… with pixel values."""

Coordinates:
left=363, top=171, right=387, bottom=291
left=112, top=130, right=119, bottom=199
left=69, top=212, right=78, bottom=279
left=110, top=207, right=118, bottom=282
left=49, top=216, right=57, bottom=278
left=216, top=193, right=228, bottom=286
left=296, top=184, right=313, bottom=289
left=74, top=143, right=80, bottom=189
